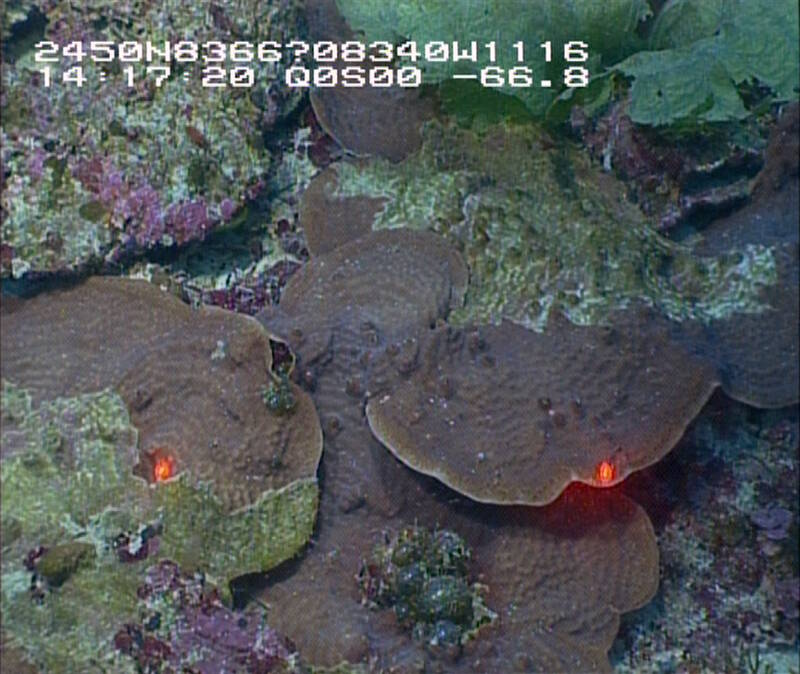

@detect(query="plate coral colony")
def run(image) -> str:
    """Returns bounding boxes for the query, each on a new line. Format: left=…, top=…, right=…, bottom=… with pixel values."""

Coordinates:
left=1, top=1, right=798, bottom=672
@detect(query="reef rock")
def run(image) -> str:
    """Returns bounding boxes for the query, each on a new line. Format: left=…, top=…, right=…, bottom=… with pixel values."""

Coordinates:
left=301, top=121, right=780, bottom=333
left=1, top=0, right=304, bottom=278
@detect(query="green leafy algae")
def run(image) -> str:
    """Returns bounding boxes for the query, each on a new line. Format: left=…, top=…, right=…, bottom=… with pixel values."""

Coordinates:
left=649, top=0, right=726, bottom=49
left=1, top=381, right=318, bottom=672
left=335, top=0, right=650, bottom=117
left=614, top=0, right=799, bottom=125
left=334, top=0, right=798, bottom=128
left=331, top=122, right=778, bottom=329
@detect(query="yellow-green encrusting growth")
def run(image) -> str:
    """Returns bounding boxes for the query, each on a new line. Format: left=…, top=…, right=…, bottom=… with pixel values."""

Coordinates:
left=1, top=380, right=318, bottom=673
left=332, top=122, right=777, bottom=331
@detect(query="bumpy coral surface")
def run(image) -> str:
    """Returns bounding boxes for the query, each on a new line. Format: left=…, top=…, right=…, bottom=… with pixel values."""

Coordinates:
left=366, top=314, right=716, bottom=505
left=299, top=112, right=799, bottom=410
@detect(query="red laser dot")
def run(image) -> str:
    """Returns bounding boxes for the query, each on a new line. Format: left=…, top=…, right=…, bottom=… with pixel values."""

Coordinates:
left=153, top=457, right=173, bottom=482
left=597, top=460, right=615, bottom=485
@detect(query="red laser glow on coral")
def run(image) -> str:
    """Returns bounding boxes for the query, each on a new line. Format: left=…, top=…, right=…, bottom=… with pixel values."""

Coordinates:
left=153, top=456, right=174, bottom=482
left=596, top=460, right=615, bottom=485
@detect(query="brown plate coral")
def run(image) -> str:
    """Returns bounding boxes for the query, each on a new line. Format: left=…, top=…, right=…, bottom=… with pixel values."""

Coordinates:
left=261, top=227, right=469, bottom=363
left=366, top=313, right=717, bottom=505
left=1, top=277, right=322, bottom=510
left=305, top=0, right=437, bottom=163
left=246, top=104, right=797, bottom=668
left=299, top=163, right=387, bottom=256
left=1, top=277, right=324, bottom=670
left=261, top=455, right=659, bottom=673
left=1, top=278, right=323, bottom=579
left=254, top=228, right=660, bottom=672
left=288, top=105, right=797, bottom=511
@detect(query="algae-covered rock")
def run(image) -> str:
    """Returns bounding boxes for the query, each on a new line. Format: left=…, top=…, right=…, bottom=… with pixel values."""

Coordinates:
left=1, top=386, right=146, bottom=673
left=314, top=121, right=777, bottom=331
left=115, top=560, right=296, bottom=672
left=0, top=383, right=318, bottom=672
left=0, top=0, right=304, bottom=278
left=36, top=542, right=96, bottom=587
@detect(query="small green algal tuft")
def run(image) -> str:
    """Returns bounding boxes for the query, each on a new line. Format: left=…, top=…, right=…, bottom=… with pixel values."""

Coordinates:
left=262, top=369, right=297, bottom=415
left=36, top=542, right=97, bottom=587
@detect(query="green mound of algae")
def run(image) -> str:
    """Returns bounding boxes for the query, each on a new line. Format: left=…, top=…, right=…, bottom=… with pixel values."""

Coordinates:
left=1, top=381, right=318, bottom=673
left=331, top=122, right=777, bottom=330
